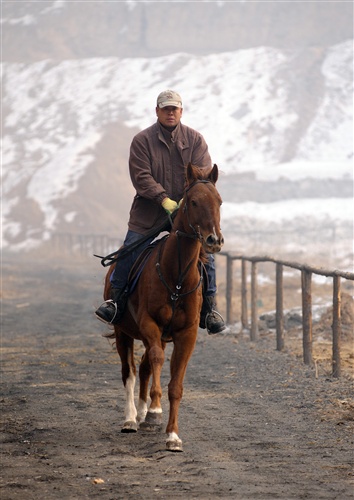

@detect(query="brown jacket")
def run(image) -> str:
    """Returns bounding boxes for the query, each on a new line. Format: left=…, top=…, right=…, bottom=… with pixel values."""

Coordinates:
left=127, top=121, right=212, bottom=234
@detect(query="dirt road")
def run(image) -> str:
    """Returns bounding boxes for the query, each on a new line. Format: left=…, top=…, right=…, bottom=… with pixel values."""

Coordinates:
left=1, top=256, right=353, bottom=499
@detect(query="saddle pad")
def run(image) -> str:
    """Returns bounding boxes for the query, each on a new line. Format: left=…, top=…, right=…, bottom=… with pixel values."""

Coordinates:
left=127, top=236, right=168, bottom=294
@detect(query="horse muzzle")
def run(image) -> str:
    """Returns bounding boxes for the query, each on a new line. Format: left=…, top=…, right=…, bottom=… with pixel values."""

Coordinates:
left=203, top=232, right=224, bottom=253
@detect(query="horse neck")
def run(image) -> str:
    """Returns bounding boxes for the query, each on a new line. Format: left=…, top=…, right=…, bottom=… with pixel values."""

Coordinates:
left=161, top=229, right=202, bottom=280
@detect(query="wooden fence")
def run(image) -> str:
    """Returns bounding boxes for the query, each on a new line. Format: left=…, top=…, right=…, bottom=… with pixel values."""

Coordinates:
left=219, top=252, right=354, bottom=378
left=51, top=233, right=122, bottom=258
left=50, top=233, right=353, bottom=378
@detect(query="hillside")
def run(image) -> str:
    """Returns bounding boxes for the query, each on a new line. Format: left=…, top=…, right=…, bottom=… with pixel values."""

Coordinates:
left=1, top=1, right=353, bottom=268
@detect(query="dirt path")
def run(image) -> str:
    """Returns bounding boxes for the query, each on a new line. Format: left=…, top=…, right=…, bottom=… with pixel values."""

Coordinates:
left=1, top=256, right=353, bottom=499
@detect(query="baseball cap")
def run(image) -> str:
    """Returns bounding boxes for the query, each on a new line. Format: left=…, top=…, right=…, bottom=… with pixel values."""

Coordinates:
left=157, top=90, right=182, bottom=109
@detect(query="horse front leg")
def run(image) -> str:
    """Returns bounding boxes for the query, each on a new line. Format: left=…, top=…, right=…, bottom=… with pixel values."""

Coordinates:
left=166, top=331, right=197, bottom=452
left=116, top=331, right=138, bottom=432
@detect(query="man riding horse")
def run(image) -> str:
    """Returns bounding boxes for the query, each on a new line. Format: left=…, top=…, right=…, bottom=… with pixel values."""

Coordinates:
left=95, top=89, right=225, bottom=334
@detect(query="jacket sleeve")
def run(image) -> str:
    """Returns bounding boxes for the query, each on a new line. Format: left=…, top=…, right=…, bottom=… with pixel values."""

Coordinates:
left=190, top=132, right=212, bottom=169
left=128, top=134, right=166, bottom=204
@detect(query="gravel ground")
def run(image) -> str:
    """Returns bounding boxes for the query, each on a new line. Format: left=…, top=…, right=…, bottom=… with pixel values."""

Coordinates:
left=1, top=256, right=353, bottom=499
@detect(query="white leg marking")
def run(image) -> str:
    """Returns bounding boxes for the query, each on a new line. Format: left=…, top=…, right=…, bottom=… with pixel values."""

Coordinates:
left=137, top=398, right=148, bottom=423
left=148, top=407, right=163, bottom=414
left=166, top=431, right=183, bottom=451
left=124, top=350, right=137, bottom=423
left=167, top=432, right=179, bottom=442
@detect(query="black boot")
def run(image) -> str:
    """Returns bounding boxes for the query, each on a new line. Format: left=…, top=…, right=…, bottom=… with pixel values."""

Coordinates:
left=95, top=287, right=128, bottom=325
left=199, top=295, right=226, bottom=334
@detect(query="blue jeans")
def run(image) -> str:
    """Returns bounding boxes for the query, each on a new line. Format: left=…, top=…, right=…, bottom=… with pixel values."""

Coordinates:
left=110, top=230, right=217, bottom=296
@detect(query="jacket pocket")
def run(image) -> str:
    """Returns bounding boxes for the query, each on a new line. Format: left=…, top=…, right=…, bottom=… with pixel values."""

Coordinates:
left=129, top=197, right=162, bottom=231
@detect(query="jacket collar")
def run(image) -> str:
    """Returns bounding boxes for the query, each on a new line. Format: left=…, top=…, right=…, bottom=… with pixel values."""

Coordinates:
left=157, top=121, right=188, bottom=149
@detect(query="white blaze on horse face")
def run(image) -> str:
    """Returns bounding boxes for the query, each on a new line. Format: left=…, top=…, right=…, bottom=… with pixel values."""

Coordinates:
left=213, top=226, right=224, bottom=247
left=124, top=350, right=137, bottom=423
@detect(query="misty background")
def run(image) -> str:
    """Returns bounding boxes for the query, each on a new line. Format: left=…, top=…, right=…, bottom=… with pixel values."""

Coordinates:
left=2, top=0, right=353, bottom=270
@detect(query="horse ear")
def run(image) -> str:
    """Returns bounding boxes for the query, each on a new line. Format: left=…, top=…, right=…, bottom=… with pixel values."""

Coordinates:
left=209, top=164, right=219, bottom=184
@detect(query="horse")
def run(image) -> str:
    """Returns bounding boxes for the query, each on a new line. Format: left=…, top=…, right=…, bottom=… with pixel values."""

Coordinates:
left=103, top=162, right=224, bottom=452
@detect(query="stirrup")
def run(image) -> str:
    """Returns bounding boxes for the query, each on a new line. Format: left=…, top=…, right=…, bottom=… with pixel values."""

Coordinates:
left=205, top=310, right=226, bottom=335
left=95, top=299, right=119, bottom=325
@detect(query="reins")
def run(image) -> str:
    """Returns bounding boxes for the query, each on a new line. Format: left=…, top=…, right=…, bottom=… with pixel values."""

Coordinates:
left=94, top=179, right=212, bottom=267
left=155, top=179, right=213, bottom=336
left=94, top=212, right=177, bottom=267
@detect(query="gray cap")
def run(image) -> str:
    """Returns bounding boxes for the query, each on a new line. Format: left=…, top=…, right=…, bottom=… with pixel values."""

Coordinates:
left=157, top=90, right=182, bottom=108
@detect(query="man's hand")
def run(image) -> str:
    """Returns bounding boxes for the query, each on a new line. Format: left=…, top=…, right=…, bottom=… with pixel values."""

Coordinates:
left=161, top=197, right=178, bottom=215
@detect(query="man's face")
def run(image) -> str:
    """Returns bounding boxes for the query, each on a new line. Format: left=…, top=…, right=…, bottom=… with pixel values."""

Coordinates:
left=156, top=106, right=183, bottom=127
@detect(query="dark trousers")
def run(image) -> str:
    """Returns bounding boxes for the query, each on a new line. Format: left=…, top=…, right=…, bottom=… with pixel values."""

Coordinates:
left=110, top=230, right=217, bottom=296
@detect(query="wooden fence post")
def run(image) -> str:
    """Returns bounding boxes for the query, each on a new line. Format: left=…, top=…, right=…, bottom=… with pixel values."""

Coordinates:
left=51, top=240, right=354, bottom=377
left=226, top=254, right=233, bottom=324
left=332, top=275, right=341, bottom=378
left=276, top=263, right=284, bottom=351
left=301, top=269, right=313, bottom=364
left=250, top=261, right=259, bottom=341
left=241, top=259, right=248, bottom=330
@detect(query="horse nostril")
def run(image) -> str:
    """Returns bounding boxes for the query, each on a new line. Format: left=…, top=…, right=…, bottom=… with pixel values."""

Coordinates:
left=206, top=235, right=217, bottom=246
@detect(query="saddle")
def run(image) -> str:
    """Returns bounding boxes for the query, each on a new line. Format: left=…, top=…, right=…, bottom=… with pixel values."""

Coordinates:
left=127, top=236, right=168, bottom=294
left=127, top=235, right=208, bottom=296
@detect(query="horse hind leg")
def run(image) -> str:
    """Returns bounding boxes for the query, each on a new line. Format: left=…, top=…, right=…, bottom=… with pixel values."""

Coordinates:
left=136, top=350, right=149, bottom=425
left=116, top=334, right=138, bottom=433
left=139, top=344, right=164, bottom=431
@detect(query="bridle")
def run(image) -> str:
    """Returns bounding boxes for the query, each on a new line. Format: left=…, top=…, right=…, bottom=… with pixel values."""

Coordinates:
left=156, top=179, right=214, bottom=325
left=170, top=179, right=214, bottom=243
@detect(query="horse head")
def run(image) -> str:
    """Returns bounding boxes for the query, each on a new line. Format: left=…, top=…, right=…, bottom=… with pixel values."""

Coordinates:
left=177, top=163, right=224, bottom=254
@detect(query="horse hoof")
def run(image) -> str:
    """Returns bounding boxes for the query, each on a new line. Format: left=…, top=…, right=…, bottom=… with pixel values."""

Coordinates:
left=145, top=411, right=163, bottom=425
left=139, top=410, right=163, bottom=431
left=139, top=421, right=162, bottom=432
left=166, top=438, right=183, bottom=452
left=121, top=421, right=138, bottom=433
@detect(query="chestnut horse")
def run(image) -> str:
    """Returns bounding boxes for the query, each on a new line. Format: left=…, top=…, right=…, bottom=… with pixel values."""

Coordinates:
left=103, top=163, right=223, bottom=452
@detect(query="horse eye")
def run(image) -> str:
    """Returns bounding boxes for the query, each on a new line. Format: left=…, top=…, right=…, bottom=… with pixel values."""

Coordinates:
left=191, top=200, right=197, bottom=207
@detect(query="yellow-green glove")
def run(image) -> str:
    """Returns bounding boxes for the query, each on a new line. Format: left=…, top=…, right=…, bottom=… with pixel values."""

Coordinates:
left=161, top=197, right=178, bottom=215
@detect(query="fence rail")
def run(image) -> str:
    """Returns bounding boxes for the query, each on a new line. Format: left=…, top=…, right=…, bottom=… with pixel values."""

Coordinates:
left=219, top=252, right=354, bottom=378
left=51, top=233, right=122, bottom=258
left=49, top=233, right=353, bottom=378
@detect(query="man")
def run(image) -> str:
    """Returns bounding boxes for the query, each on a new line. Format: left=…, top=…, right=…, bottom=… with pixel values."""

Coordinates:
left=95, top=90, right=225, bottom=334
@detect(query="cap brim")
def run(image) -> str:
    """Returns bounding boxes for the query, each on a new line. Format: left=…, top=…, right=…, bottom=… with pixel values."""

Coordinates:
left=158, top=101, right=182, bottom=108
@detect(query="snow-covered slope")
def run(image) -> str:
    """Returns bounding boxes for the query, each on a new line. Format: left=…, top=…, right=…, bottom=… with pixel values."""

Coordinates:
left=1, top=42, right=353, bottom=258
